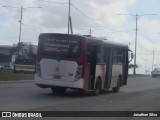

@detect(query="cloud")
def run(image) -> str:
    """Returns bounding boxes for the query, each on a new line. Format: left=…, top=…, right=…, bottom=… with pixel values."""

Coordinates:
left=1, top=0, right=160, bottom=73
left=17, top=0, right=136, bottom=33
left=139, top=19, right=160, bottom=41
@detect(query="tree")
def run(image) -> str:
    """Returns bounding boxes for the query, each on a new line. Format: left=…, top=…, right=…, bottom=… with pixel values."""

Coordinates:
left=10, top=42, right=31, bottom=59
left=129, top=64, right=139, bottom=69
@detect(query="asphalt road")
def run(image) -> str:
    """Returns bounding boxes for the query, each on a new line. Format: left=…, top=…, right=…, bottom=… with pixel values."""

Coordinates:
left=0, top=76, right=160, bottom=120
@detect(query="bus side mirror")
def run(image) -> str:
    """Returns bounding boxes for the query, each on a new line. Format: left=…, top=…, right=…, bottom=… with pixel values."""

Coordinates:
left=128, top=49, right=134, bottom=63
left=128, top=52, right=134, bottom=63
left=131, top=53, right=134, bottom=59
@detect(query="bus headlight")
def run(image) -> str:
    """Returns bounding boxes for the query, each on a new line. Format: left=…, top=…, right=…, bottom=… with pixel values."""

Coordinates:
left=75, top=65, right=82, bottom=81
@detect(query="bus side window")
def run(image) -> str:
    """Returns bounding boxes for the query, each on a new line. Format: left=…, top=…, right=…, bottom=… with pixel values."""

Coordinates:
left=117, top=49, right=124, bottom=64
left=97, top=45, right=105, bottom=64
left=113, top=49, right=118, bottom=64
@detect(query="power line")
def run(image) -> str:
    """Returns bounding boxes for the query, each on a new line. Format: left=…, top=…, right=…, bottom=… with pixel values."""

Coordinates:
left=39, top=0, right=98, bottom=24
left=38, top=0, right=68, bottom=4
left=38, top=0, right=100, bottom=27
left=38, top=0, right=72, bottom=34
left=0, top=36, right=37, bottom=41
left=70, top=4, right=98, bottom=25
left=38, top=0, right=102, bottom=34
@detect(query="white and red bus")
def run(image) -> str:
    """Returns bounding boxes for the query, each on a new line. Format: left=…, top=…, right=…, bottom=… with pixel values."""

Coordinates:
left=35, top=33, right=133, bottom=95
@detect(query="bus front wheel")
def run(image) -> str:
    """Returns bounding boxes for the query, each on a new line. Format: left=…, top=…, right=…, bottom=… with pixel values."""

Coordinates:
left=112, top=77, right=120, bottom=93
left=51, top=87, right=66, bottom=94
left=93, top=79, right=101, bottom=96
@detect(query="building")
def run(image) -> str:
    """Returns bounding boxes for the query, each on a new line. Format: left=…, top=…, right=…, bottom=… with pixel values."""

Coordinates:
left=0, top=44, right=37, bottom=67
left=0, top=45, right=12, bottom=66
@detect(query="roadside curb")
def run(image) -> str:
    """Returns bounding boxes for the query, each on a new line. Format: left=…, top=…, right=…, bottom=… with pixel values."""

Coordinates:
left=0, top=80, right=34, bottom=84
left=128, top=75, right=151, bottom=78
left=0, top=75, right=151, bottom=84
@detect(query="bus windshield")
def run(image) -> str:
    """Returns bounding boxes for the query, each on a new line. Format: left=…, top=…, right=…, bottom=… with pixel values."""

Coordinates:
left=40, top=37, right=82, bottom=58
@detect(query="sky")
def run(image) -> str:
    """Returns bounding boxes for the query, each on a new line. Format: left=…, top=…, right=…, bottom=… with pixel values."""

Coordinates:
left=0, top=0, right=160, bottom=74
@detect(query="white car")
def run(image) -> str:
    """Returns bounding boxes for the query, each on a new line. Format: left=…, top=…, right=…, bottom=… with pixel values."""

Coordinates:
left=151, top=68, right=160, bottom=78
left=0, top=65, right=4, bottom=69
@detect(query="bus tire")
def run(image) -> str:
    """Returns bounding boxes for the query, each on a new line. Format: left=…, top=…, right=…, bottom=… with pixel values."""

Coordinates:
left=93, top=78, right=101, bottom=96
left=14, top=70, right=17, bottom=73
left=19, top=70, right=24, bottom=74
left=112, top=77, right=120, bottom=93
left=51, top=87, right=66, bottom=94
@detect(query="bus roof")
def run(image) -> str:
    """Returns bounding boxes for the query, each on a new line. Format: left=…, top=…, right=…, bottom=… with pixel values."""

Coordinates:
left=102, top=40, right=128, bottom=48
left=39, top=33, right=128, bottom=48
left=81, top=34, right=128, bottom=48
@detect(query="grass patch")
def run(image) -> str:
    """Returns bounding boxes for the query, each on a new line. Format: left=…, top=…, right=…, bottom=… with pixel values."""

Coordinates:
left=0, top=69, right=34, bottom=81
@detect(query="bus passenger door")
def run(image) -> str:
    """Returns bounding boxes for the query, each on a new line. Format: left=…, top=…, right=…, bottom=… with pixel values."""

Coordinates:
left=88, top=44, right=97, bottom=90
left=123, top=49, right=128, bottom=85
left=105, top=47, right=113, bottom=88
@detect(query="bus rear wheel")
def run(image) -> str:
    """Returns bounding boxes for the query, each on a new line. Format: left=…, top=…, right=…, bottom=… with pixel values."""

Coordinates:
left=51, top=87, right=66, bottom=94
left=112, top=77, right=120, bottom=93
left=93, top=79, right=101, bottom=96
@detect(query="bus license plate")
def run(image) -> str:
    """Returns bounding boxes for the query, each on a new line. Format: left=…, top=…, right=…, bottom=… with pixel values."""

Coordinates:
left=54, top=75, right=61, bottom=79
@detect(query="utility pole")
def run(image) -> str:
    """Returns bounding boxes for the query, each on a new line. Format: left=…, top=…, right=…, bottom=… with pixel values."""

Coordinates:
left=2, top=6, right=41, bottom=44
left=89, top=29, right=93, bottom=35
left=68, top=0, right=73, bottom=34
left=145, top=59, right=147, bottom=74
left=117, top=13, right=156, bottom=74
left=19, top=6, right=23, bottom=44
left=78, top=28, right=103, bottom=36
left=152, top=51, right=155, bottom=71
left=68, top=0, right=71, bottom=34
left=69, top=16, right=73, bottom=34
left=133, top=14, right=138, bottom=75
